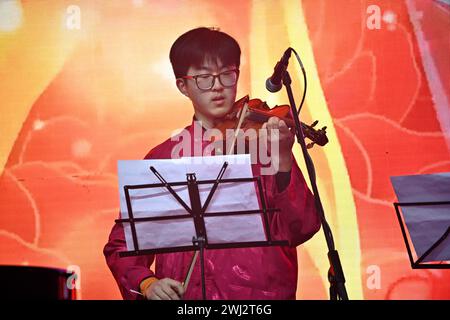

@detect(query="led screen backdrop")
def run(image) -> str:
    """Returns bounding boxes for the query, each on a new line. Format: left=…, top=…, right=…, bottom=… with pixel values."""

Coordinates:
left=0, top=0, right=449, bottom=299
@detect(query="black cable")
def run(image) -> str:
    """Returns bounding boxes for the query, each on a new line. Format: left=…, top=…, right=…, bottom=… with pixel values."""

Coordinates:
left=286, top=47, right=335, bottom=249
left=289, top=48, right=307, bottom=115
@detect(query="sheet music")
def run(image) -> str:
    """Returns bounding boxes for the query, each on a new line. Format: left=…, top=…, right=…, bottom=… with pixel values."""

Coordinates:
left=118, top=154, right=266, bottom=251
left=391, top=172, right=450, bottom=263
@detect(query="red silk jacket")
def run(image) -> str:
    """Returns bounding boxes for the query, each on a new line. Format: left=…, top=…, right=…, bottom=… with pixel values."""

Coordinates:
left=104, top=120, right=320, bottom=300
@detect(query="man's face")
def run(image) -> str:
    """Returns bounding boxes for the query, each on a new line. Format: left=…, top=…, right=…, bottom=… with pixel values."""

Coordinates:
left=176, top=59, right=238, bottom=127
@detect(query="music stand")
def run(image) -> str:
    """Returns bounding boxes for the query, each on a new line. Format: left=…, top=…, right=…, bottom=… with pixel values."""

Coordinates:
left=391, top=173, right=450, bottom=269
left=393, top=201, right=449, bottom=269
left=116, top=160, right=289, bottom=300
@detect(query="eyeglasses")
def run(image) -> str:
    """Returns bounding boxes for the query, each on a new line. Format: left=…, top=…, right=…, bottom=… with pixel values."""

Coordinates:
left=181, top=69, right=239, bottom=90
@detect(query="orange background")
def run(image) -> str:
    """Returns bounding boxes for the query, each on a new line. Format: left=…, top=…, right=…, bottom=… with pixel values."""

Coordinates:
left=0, top=0, right=449, bottom=299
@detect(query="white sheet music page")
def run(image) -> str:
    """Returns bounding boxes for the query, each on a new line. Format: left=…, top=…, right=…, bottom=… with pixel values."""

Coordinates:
left=117, top=154, right=266, bottom=252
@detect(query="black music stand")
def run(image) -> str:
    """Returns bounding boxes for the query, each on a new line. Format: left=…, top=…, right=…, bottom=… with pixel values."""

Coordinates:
left=394, top=201, right=450, bottom=269
left=391, top=172, right=450, bottom=269
left=116, top=161, right=289, bottom=300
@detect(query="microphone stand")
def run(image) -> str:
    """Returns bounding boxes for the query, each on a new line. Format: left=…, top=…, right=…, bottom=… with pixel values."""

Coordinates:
left=282, top=70, right=349, bottom=300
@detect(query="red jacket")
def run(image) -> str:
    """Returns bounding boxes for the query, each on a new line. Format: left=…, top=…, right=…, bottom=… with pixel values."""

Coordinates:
left=104, top=120, right=320, bottom=300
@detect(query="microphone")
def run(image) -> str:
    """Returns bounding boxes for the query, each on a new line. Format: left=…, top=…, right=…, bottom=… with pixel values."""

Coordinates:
left=265, top=48, right=292, bottom=93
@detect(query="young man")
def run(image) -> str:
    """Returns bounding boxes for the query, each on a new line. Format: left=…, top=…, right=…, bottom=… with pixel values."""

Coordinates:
left=104, top=27, right=320, bottom=300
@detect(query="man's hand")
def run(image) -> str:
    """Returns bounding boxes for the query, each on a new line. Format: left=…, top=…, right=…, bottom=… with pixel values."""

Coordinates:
left=144, top=278, right=185, bottom=300
left=262, top=116, right=294, bottom=172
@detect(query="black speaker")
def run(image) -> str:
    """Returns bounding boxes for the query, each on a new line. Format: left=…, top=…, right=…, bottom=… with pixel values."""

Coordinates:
left=0, top=265, right=77, bottom=300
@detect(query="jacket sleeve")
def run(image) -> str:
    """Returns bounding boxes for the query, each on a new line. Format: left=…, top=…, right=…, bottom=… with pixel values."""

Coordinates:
left=103, top=220, right=155, bottom=300
left=103, top=148, right=162, bottom=300
left=264, top=154, right=321, bottom=247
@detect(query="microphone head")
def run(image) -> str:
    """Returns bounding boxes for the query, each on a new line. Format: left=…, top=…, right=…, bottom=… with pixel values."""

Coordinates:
left=266, top=78, right=283, bottom=93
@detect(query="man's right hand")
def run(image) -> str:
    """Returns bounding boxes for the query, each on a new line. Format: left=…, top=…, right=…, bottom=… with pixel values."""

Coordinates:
left=144, top=278, right=185, bottom=300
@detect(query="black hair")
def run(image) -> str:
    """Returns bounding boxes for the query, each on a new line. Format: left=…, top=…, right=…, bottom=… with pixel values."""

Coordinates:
left=169, top=27, right=241, bottom=78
